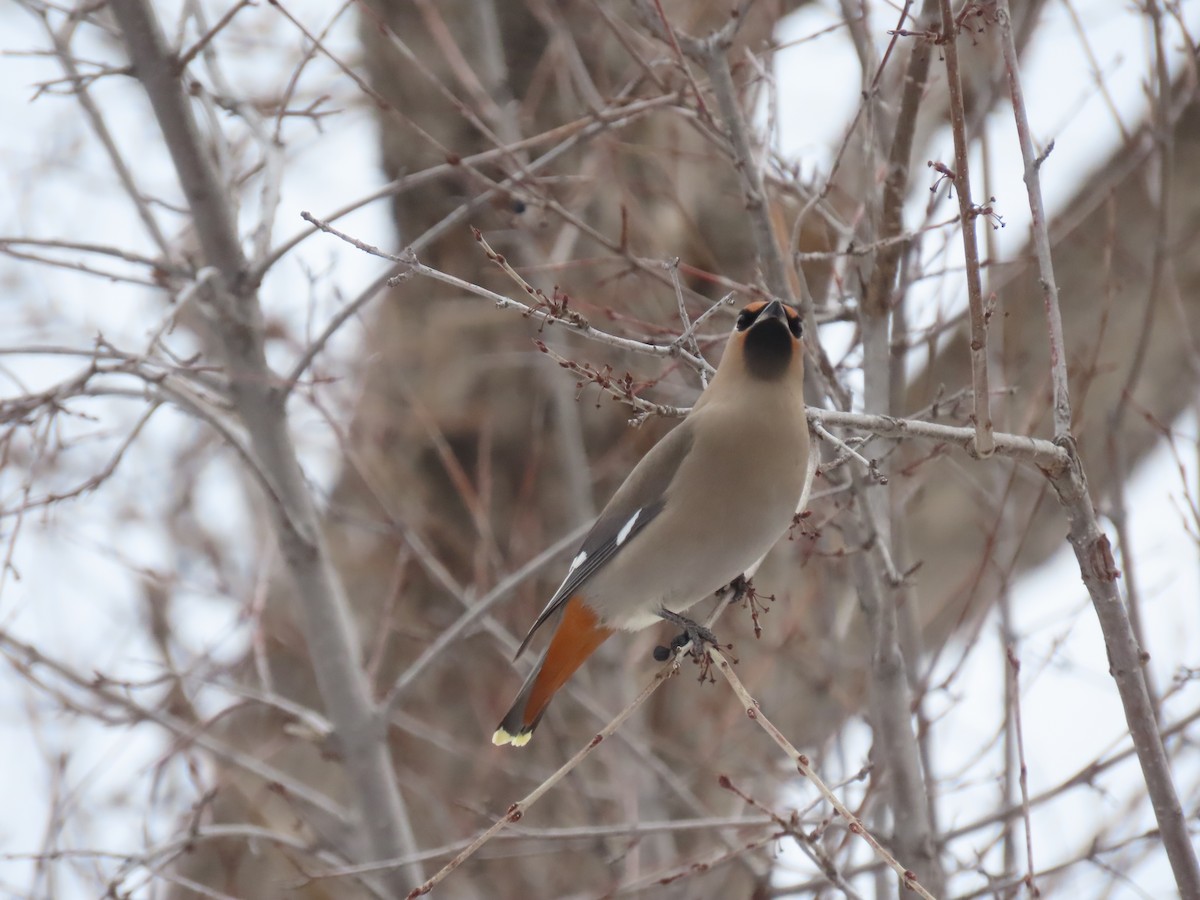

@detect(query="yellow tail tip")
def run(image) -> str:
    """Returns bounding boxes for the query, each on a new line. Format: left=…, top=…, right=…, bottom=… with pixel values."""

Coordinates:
left=492, top=727, right=533, bottom=747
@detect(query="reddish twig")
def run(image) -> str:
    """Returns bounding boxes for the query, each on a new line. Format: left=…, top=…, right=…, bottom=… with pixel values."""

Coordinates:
left=936, top=0, right=995, bottom=457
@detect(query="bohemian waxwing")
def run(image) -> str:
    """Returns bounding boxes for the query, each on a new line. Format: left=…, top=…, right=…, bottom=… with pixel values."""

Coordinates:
left=493, top=299, right=809, bottom=746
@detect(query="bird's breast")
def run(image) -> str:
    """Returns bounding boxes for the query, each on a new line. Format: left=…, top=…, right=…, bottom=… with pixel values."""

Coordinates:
left=586, top=399, right=808, bottom=631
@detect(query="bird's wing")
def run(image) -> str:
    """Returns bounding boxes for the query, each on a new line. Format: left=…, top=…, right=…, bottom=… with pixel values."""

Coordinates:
left=514, top=419, right=695, bottom=658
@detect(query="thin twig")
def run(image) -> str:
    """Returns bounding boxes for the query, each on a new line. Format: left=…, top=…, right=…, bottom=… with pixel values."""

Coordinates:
left=39, top=11, right=172, bottom=258
left=717, top=774, right=866, bottom=899
left=698, top=35, right=795, bottom=306
left=1103, top=0, right=1175, bottom=722
left=607, top=829, right=784, bottom=897
left=300, top=214, right=717, bottom=377
left=937, top=0, right=995, bottom=456
left=707, top=647, right=938, bottom=900
left=0, top=236, right=185, bottom=273
left=404, top=657, right=684, bottom=897
left=813, top=409, right=1065, bottom=470
left=673, top=292, right=736, bottom=350
left=383, top=522, right=590, bottom=710
left=1005, top=646, right=1039, bottom=898
left=645, top=0, right=713, bottom=120
left=302, top=215, right=1076, bottom=476
left=175, top=0, right=253, bottom=69
left=993, top=2, right=1068, bottom=440
left=298, top=812, right=788, bottom=886
left=401, top=581, right=743, bottom=898
left=846, top=26, right=946, bottom=878
left=667, top=257, right=707, bottom=387
left=811, top=419, right=887, bottom=484
left=258, top=93, right=679, bottom=278
left=0, top=630, right=348, bottom=822
left=283, top=264, right=401, bottom=396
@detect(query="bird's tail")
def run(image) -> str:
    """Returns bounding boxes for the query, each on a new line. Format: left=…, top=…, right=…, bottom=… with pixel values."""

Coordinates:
left=492, top=597, right=612, bottom=747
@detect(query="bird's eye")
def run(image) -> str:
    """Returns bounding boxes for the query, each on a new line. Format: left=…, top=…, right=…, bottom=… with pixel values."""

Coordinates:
left=735, top=310, right=756, bottom=331
left=786, top=312, right=803, bottom=339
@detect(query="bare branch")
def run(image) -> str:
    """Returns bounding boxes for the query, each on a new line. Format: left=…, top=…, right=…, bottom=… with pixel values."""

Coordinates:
left=995, top=1, right=1200, bottom=892
left=937, top=0, right=995, bottom=456
left=708, top=647, right=939, bottom=900
left=108, top=0, right=421, bottom=891
left=993, top=3, right=1070, bottom=441
left=404, top=657, right=685, bottom=898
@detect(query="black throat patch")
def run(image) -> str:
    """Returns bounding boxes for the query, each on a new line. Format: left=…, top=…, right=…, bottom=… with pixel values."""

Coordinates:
left=743, top=320, right=793, bottom=380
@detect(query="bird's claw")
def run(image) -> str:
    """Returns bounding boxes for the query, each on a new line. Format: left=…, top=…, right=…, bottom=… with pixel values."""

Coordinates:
left=656, top=608, right=720, bottom=657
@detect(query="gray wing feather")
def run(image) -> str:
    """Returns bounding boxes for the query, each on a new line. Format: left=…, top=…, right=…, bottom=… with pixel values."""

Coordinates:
left=514, top=421, right=695, bottom=658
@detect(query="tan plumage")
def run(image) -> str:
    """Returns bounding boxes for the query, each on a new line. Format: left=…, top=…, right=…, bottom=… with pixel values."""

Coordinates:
left=494, top=300, right=809, bottom=746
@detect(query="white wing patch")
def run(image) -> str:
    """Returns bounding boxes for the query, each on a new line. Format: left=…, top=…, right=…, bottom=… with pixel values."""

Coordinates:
left=513, top=499, right=666, bottom=659
left=537, top=550, right=589, bottom=623
left=615, top=509, right=641, bottom=546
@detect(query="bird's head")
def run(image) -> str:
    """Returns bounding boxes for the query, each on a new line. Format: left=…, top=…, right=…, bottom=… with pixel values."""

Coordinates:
left=726, top=299, right=804, bottom=381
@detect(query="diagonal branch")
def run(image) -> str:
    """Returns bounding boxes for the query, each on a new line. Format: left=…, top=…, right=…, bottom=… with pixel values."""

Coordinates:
left=108, top=0, right=421, bottom=892
left=995, top=2, right=1200, bottom=895
left=404, top=653, right=685, bottom=898
left=708, top=647, right=939, bottom=900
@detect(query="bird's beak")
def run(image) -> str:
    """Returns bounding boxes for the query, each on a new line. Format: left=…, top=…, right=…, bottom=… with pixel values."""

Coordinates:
left=761, top=299, right=786, bottom=322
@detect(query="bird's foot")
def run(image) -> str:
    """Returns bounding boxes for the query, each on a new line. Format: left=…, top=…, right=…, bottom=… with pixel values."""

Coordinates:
left=652, top=627, right=701, bottom=662
left=657, top=607, right=719, bottom=652
left=725, top=574, right=751, bottom=604
left=652, top=609, right=733, bottom=682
